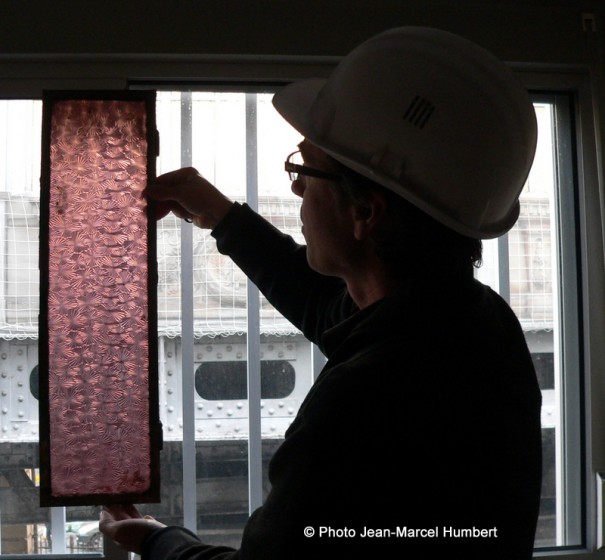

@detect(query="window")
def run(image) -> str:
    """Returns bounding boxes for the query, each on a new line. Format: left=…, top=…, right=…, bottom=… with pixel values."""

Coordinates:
left=476, top=94, right=582, bottom=549
left=0, top=87, right=593, bottom=557
left=195, top=360, right=296, bottom=401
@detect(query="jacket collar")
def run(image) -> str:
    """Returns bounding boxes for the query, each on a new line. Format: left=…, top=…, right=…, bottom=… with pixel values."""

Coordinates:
left=320, top=264, right=476, bottom=359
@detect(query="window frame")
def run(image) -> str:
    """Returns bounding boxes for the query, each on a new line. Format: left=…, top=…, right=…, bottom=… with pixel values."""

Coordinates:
left=0, top=60, right=602, bottom=560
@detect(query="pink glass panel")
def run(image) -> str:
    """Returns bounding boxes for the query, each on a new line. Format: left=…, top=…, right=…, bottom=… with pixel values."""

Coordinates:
left=47, top=99, right=152, bottom=499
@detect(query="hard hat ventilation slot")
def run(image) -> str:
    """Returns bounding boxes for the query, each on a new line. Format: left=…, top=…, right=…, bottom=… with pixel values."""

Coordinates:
left=403, top=96, right=435, bottom=129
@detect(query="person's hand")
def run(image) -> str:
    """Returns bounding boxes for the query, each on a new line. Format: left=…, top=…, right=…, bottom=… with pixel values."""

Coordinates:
left=147, top=167, right=234, bottom=229
left=99, top=504, right=166, bottom=554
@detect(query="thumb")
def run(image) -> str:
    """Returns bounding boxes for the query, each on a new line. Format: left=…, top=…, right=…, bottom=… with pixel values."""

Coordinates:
left=99, top=510, right=114, bottom=532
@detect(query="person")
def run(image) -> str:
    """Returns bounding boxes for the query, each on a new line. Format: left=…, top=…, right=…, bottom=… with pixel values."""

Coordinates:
left=100, top=26, right=542, bottom=559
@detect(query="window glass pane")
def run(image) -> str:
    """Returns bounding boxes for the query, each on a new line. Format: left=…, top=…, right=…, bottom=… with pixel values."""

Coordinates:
left=152, top=91, right=312, bottom=545
left=195, top=361, right=296, bottom=401
left=0, top=100, right=102, bottom=555
left=155, top=92, right=253, bottom=543
left=0, top=92, right=584, bottom=556
left=477, top=99, right=581, bottom=548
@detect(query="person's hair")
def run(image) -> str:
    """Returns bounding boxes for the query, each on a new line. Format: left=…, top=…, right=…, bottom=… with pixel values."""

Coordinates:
left=331, top=162, right=483, bottom=280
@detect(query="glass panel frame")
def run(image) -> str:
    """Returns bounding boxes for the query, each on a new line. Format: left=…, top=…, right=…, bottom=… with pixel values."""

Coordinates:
left=38, top=90, right=161, bottom=507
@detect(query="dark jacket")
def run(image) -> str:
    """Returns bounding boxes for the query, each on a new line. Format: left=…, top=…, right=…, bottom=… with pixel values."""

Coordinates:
left=143, top=203, right=542, bottom=560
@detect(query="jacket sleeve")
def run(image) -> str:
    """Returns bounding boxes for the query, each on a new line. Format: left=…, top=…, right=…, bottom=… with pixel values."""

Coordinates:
left=142, top=527, right=238, bottom=560
left=210, top=202, right=358, bottom=351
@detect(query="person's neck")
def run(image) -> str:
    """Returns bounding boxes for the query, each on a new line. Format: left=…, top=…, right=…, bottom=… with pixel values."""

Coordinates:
left=345, top=267, right=400, bottom=309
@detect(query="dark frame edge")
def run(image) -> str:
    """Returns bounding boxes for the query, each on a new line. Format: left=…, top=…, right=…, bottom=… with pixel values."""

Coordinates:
left=39, top=89, right=161, bottom=507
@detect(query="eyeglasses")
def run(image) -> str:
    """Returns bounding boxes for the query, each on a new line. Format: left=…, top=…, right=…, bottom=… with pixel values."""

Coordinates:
left=285, top=150, right=342, bottom=182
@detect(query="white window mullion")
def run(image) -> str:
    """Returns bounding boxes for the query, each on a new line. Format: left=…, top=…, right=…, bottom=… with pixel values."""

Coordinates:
left=50, top=507, right=66, bottom=554
left=497, top=233, right=510, bottom=304
left=551, top=95, right=582, bottom=546
left=311, top=344, right=326, bottom=382
left=0, top=199, right=6, bottom=326
left=180, top=91, right=197, bottom=532
left=245, top=93, right=263, bottom=513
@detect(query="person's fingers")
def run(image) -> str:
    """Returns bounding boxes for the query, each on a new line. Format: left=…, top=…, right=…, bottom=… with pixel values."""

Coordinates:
left=102, top=503, right=142, bottom=520
left=146, top=181, right=188, bottom=201
left=121, top=504, right=143, bottom=518
left=99, top=510, right=119, bottom=537
left=145, top=167, right=232, bottom=228
left=150, top=199, right=172, bottom=221
left=99, top=509, right=114, bottom=525
left=153, top=167, right=199, bottom=186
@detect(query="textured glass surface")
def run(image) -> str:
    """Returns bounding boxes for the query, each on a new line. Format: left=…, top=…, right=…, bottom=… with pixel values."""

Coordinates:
left=47, top=99, right=151, bottom=498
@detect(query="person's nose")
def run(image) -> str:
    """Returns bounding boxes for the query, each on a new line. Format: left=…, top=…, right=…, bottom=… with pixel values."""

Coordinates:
left=291, top=178, right=305, bottom=198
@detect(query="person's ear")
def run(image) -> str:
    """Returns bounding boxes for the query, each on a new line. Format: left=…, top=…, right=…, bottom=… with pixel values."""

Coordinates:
left=352, top=190, right=387, bottom=241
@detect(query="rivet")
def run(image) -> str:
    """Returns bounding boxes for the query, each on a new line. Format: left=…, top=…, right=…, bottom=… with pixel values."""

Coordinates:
left=12, top=424, right=18, bottom=430
left=236, top=352, right=242, bottom=359
left=17, top=349, right=23, bottom=356
left=1, top=353, right=7, bottom=360
left=18, top=411, right=24, bottom=417
left=217, top=403, right=223, bottom=410
left=227, top=410, right=233, bottom=417
left=167, top=352, right=173, bottom=358
left=17, top=381, right=23, bottom=387
left=268, top=408, right=275, bottom=415
left=268, top=345, right=274, bottom=351
left=197, top=403, right=204, bottom=410
left=18, top=396, right=24, bottom=402
left=1, top=408, right=7, bottom=414
left=168, top=425, right=174, bottom=431
left=278, top=401, right=284, bottom=408
left=17, top=366, right=23, bottom=372
left=167, top=388, right=173, bottom=394
left=237, top=402, right=243, bottom=409
left=207, top=410, right=213, bottom=417
left=216, top=353, right=222, bottom=359
left=287, top=344, right=293, bottom=351
left=167, top=370, right=173, bottom=376
left=278, top=351, right=284, bottom=358
left=197, top=353, right=203, bottom=360
left=1, top=373, right=6, bottom=378
left=288, top=408, right=294, bottom=414
left=167, top=406, right=174, bottom=413
left=215, top=421, right=221, bottom=428
left=1, top=391, right=6, bottom=396
left=226, top=346, right=232, bottom=352
left=206, top=345, right=213, bottom=352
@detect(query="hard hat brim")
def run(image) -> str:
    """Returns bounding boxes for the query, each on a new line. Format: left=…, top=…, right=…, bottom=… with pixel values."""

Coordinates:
left=273, top=78, right=522, bottom=240
left=272, top=26, right=536, bottom=240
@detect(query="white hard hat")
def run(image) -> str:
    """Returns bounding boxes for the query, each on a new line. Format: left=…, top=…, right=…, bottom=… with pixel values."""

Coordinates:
left=272, top=27, right=537, bottom=239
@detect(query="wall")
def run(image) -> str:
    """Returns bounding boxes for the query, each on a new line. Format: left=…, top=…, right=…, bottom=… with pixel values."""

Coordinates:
left=0, top=0, right=602, bottom=139
left=0, top=0, right=599, bottom=63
